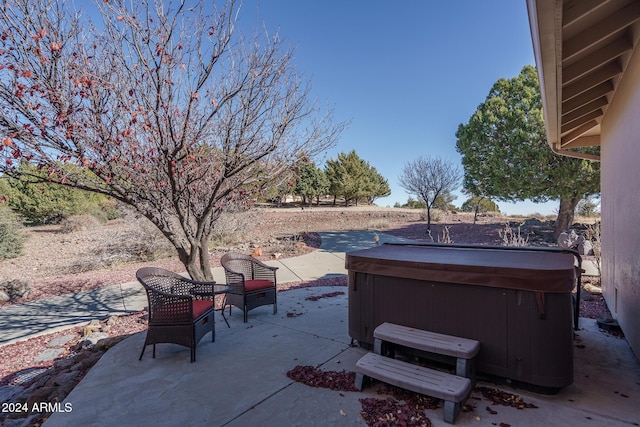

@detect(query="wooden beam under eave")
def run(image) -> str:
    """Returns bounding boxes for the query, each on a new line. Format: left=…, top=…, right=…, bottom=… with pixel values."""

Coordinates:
left=562, top=61, right=621, bottom=100
left=561, top=120, right=599, bottom=146
left=562, top=96, right=607, bottom=123
left=563, top=0, right=608, bottom=27
left=562, top=80, right=613, bottom=114
left=563, top=2, right=640, bottom=62
left=561, top=135, right=601, bottom=149
left=563, top=36, right=632, bottom=84
left=561, top=109, right=602, bottom=133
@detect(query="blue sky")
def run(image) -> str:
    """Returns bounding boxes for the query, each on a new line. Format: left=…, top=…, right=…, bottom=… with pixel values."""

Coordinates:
left=238, top=0, right=558, bottom=215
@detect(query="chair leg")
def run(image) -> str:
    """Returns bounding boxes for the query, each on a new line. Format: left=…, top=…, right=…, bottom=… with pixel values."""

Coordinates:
left=139, top=344, right=146, bottom=361
left=220, top=310, right=230, bottom=328
left=152, top=344, right=156, bottom=359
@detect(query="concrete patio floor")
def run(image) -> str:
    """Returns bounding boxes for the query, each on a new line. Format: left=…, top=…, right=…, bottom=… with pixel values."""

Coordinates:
left=44, top=286, right=640, bottom=427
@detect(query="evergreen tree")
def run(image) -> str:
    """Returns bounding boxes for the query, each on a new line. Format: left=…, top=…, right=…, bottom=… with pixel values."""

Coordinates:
left=294, top=160, right=329, bottom=206
left=461, top=196, right=500, bottom=224
left=325, top=150, right=390, bottom=206
left=456, top=65, right=599, bottom=237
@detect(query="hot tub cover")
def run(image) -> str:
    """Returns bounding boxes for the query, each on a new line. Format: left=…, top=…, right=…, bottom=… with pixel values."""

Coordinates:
left=345, top=243, right=577, bottom=293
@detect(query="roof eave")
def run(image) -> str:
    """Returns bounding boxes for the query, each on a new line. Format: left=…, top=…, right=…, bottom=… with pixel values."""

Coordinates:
left=527, top=0, right=563, bottom=152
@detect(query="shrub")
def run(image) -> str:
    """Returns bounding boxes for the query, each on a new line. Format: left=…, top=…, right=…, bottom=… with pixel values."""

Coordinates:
left=0, top=206, right=25, bottom=259
left=59, top=215, right=102, bottom=234
left=499, top=223, right=529, bottom=247
left=461, top=196, right=500, bottom=214
left=1, top=163, right=120, bottom=224
left=209, top=211, right=258, bottom=247
left=397, top=198, right=427, bottom=209
left=85, top=199, right=123, bottom=223
left=420, top=208, right=442, bottom=223
left=577, top=197, right=600, bottom=217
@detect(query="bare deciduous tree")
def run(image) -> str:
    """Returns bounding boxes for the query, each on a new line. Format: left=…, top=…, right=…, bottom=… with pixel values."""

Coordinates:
left=398, top=156, right=461, bottom=232
left=0, top=0, right=346, bottom=280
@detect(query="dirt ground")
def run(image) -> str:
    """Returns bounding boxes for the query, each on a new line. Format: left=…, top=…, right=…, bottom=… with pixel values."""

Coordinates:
left=0, top=204, right=596, bottom=305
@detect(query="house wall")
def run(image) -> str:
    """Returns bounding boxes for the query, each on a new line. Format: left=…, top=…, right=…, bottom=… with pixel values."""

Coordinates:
left=600, top=45, right=640, bottom=360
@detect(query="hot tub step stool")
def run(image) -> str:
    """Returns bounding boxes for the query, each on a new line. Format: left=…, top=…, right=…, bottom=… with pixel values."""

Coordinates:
left=373, top=322, right=481, bottom=381
left=355, top=352, right=472, bottom=424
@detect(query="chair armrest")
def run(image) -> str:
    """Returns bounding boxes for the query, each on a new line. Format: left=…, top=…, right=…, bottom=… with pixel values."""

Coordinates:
left=185, top=278, right=216, bottom=294
left=222, top=269, right=245, bottom=293
left=251, top=257, right=279, bottom=272
left=181, top=277, right=217, bottom=287
left=251, top=260, right=278, bottom=282
left=169, top=276, right=216, bottom=296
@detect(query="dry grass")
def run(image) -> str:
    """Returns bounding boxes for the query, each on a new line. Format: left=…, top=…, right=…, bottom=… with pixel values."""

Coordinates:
left=63, top=217, right=174, bottom=274
left=499, top=222, right=531, bottom=247
left=209, top=210, right=260, bottom=247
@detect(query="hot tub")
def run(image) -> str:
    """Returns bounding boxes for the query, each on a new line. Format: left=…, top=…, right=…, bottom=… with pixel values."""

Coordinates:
left=346, top=243, right=579, bottom=390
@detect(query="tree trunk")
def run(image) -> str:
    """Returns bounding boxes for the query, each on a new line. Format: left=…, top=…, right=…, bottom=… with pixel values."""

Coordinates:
left=178, top=237, right=213, bottom=282
left=473, top=196, right=485, bottom=225
left=554, top=197, right=580, bottom=239
left=473, top=203, right=479, bottom=225
left=425, top=207, right=432, bottom=233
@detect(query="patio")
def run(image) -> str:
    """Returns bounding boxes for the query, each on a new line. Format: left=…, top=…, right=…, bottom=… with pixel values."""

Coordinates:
left=44, top=285, right=640, bottom=427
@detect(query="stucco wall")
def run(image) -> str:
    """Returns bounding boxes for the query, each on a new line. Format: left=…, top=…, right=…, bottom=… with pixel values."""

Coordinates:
left=600, top=45, right=640, bottom=360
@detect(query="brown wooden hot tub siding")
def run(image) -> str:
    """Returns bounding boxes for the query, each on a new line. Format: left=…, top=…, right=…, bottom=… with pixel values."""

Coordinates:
left=346, top=243, right=579, bottom=390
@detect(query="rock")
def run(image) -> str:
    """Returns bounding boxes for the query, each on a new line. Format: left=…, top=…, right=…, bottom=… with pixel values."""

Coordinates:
left=95, top=336, right=124, bottom=351
left=2, top=417, right=35, bottom=427
left=34, top=348, right=66, bottom=363
left=557, top=231, right=572, bottom=248
left=77, top=351, right=102, bottom=370
left=53, top=357, right=77, bottom=371
left=558, top=230, right=580, bottom=249
left=524, top=217, right=543, bottom=226
left=0, top=385, right=24, bottom=403
left=0, top=279, right=30, bottom=301
left=47, top=334, right=76, bottom=348
left=45, top=370, right=80, bottom=389
left=85, top=332, right=109, bottom=345
left=251, top=247, right=263, bottom=257
left=25, top=386, right=58, bottom=407
left=75, top=332, right=110, bottom=350
left=578, top=239, right=594, bottom=255
left=82, top=320, right=103, bottom=337
left=558, top=230, right=594, bottom=255
left=583, top=283, right=602, bottom=294
left=271, top=252, right=282, bottom=259
left=73, top=350, right=93, bottom=363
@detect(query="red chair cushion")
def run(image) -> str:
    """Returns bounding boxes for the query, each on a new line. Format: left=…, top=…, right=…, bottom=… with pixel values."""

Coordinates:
left=245, top=280, right=275, bottom=292
left=192, top=300, right=214, bottom=319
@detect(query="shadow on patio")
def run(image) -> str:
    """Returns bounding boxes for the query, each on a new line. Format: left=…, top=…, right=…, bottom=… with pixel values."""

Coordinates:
left=42, top=285, right=640, bottom=427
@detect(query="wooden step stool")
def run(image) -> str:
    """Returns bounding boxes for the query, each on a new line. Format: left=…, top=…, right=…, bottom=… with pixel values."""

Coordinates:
left=374, top=322, right=480, bottom=381
left=355, top=352, right=472, bottom=424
